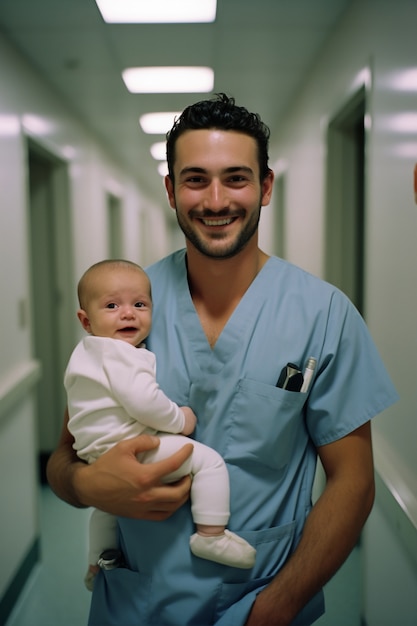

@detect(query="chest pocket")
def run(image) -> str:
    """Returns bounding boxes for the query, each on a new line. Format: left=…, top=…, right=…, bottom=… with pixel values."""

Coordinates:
left=223, top=378, right=306, bottom=471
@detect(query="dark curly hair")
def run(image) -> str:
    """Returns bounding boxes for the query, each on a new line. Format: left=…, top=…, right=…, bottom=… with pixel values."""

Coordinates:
left=166, top=93, right=271, bottom=182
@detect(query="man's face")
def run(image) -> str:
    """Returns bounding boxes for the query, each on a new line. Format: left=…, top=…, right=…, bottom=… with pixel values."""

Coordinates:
left=165, top=129, right=273, bottom=259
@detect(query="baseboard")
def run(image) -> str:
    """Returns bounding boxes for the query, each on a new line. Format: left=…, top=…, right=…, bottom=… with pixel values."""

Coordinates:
left=0, top=537, right=40, bottom=625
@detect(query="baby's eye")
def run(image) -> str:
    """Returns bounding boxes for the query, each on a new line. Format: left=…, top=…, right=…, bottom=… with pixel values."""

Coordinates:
left=106, top=303, right=118, bottom=309
left=134, top=301, right=145, bottom=308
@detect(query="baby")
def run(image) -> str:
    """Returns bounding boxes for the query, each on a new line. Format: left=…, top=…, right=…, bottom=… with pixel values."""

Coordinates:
left=64, top=259, right=256, bottom=589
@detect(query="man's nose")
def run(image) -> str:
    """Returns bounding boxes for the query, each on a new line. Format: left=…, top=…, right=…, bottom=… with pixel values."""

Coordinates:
left=203, top=179, right=229, bottom=210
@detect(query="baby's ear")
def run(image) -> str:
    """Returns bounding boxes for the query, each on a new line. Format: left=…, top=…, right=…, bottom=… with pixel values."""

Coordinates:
left=77, top=309, right=92, bottom=333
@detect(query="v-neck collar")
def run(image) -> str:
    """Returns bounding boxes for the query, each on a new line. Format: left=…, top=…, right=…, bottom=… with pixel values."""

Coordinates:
left=176, top=250, right=273, bottom=371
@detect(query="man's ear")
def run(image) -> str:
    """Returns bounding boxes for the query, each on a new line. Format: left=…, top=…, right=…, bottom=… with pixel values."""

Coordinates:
left=77, top=309, right=92, bottom=333
left=165, top=175, right=176, bottom=210
left=261, top=169, right=274, bottom=207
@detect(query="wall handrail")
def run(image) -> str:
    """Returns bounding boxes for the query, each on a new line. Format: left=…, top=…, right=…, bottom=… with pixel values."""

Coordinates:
left=0, top=360, right=42, bottom=422
left=373, top=429, right=417, bottom=567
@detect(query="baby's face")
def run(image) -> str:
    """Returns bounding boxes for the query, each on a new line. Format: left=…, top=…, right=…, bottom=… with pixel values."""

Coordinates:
left=82, top=268, right=152, bottom=347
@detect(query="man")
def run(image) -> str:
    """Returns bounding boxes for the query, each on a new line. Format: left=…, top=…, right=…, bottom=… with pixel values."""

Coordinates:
left=47, top=94, right=398, bottom=625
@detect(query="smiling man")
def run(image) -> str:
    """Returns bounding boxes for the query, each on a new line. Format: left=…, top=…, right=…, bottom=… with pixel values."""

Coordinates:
left=47, top=94, right=398, bottom=626
left=166, top=128, right=272, bottom=261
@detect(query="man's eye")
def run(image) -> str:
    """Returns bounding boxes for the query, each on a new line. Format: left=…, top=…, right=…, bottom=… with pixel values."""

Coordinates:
left=228, top=175, right=247, bottom=184
left=186, top=176, right=205, bottom=184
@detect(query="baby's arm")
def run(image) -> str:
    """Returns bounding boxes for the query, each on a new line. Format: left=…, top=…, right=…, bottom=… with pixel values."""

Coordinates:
left=180, top=406, right=197, bottom=435
left=104, top=342, right=194, bottom=434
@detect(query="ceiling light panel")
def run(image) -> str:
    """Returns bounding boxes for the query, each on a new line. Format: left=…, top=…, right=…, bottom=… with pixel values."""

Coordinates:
left=122, top=67, right=214, bottom=94
left=150, top=142, right=167, bottom=160
left=95, top=0, right=216, bottom=23
left=139, top=112, right=181, bottom=134
left=158, top=162, right=169, bottom=176
left=388, top=68, right=417, bottom=92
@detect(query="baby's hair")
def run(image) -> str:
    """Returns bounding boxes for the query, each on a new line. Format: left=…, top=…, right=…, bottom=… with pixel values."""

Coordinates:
left=77, top=259, right=149, bottom=310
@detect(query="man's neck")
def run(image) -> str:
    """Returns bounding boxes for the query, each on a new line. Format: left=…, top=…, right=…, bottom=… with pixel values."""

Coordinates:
left=185, top=242, right=269, bottom=347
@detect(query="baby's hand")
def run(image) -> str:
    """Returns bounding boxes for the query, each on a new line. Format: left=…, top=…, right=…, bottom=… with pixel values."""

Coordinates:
left=181, top=407, right=197, bottom=435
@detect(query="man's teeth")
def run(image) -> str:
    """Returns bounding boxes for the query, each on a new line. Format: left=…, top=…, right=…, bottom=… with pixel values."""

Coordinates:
left=202, top=218, right=233, bottom=226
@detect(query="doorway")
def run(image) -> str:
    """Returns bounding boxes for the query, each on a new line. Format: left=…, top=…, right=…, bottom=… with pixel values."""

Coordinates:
left=324, top=87, right=366, bottom=315
left=107, top=192, right=123, bottom=258
left=27, top=141, right=75, bottom=481
left=273, top=173, right=286, bottom=259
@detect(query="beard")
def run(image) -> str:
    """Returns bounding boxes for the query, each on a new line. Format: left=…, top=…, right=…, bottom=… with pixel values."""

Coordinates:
left=175, top=204, right=262, bottom=260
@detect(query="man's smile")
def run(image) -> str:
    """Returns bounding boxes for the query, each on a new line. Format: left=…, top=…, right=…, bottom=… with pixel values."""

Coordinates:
left=200, top=217, right=235, bottom=226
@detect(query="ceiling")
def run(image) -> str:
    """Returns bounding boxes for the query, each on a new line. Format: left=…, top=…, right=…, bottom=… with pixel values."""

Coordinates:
left=0, top=0, right=351, bottom=208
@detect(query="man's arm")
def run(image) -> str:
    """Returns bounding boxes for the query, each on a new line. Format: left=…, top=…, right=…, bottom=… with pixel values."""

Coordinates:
left=245, top=421, right=375, bottom=626
left=46, top=408, right=193, bottom=520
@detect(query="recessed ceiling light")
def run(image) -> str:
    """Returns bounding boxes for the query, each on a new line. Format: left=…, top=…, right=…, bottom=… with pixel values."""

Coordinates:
left=123, top=66, right=214, bottom=94
left=150, top=141, right=167, bottom=160
left=391, top=142, right=417, bottom=158
left=385, top=112, right=417, bottom=133
left=22, top=114, right=53, bottom=136
left=158, top=162, right=169, bottom=177
left=0, top=115, right=19, bottom=136
left=389, top=69, right=417, bottom=92
left=139, top=112, right=181, bottom=134
left=95, top=0, right=216, bottom=23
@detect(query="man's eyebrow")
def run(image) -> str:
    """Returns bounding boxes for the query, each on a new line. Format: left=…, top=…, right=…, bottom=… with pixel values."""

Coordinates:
left=179, top=166, right=254, bottom=177
left=224, top=166, right=254, bottom=175
left=179, top=166, right=206, bottom=177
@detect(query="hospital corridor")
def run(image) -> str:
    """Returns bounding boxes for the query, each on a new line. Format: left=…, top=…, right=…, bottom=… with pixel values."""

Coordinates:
left=1, top=1, right=416, bottom=625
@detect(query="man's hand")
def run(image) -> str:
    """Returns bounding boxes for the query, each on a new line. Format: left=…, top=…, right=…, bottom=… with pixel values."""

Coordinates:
left=75, top=435, right=193, bottom=519
left=47, top=410, right=193, bottom=520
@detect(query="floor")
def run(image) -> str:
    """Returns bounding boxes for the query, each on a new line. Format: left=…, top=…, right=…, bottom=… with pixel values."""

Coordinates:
left=6, top=486, right=362, bottom=626
left=6, top=487, right=91, bottom=626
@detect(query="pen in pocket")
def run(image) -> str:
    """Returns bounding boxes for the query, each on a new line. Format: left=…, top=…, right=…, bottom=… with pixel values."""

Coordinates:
left=300, top=357, right=317, bottom=393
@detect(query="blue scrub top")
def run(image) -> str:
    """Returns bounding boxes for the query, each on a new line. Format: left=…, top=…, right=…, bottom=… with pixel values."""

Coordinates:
left=89, top=251, right=398, bottom=626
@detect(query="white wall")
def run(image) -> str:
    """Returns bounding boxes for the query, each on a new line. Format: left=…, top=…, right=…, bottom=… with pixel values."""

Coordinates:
left=259, top=1, right=417, bottom=623
left=0, top=32, right=170, bottom=609
left=0, top=396, right=39, bottom=596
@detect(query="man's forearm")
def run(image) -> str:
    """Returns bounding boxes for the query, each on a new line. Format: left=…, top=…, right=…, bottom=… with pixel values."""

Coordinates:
left=246, top=477, right=374, bottom=625
left=46, top=443, right=88, bottom=508
left=245, top=423, right=375, bottom=626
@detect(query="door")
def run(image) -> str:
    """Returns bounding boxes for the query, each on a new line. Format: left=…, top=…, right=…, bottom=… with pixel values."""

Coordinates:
left=273, top=173, right=286, bottom=258
left=324, top=87, right=366, bottom=315
left=27, top=142, right=75, bottom=481
left=107, top=192, right=123, bottom=258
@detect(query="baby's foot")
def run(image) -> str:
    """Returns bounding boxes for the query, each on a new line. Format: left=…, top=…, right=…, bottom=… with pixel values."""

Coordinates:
left=84, top=564, right=100, bottom=591
left=190, top=530, right=256, bottom=569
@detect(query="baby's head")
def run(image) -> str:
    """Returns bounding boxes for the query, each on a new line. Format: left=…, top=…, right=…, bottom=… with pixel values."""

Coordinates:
left=77, top=259, right=152, bottom=347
